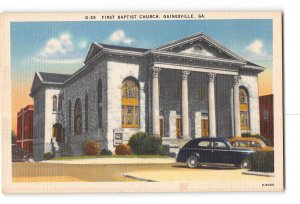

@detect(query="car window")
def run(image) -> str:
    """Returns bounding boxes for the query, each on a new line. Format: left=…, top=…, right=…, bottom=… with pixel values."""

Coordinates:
left=249, top=141, right=261, bottom=147
left=212, top=141, right=227, bottom=149
left=198, top=141, right=211, bottom=148
left=233, top=141, right=248, bottom=147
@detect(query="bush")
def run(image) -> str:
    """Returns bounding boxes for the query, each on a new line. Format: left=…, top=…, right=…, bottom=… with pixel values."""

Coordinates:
left=241, top=133, right=273, bottom=146
left=140, top=136, right=163, bottom=155
left=115, top=144, right=132, bottom=155
left=128, top=132, right=147, bottom=154
left=83, top=140, right=100, bottom=156
left=43, top=152, right=53, bottom=160
left=250, top=151, right=274, bottom=172
left=100, top=148, right=112, bottom=156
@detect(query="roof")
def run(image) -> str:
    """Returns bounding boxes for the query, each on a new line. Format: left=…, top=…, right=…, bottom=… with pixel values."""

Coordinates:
left=229, top=137, right=263, bottom=142
left=38, top=72, right=71, bottom=83
left=99, top=43, right=149, bottom=53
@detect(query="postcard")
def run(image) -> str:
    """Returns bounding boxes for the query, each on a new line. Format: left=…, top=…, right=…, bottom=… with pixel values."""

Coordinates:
left=0, top=11, right=283, bottom=193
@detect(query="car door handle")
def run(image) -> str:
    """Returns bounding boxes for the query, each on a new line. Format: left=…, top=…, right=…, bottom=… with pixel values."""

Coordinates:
left=210, top=150, right=214, bottom=152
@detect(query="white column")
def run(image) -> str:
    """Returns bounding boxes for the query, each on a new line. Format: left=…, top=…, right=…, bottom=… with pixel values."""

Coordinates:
left=152, top=67, right=161, bottom=136
left=182, top=71, right=190, bottom=139
left=208, top=73, right=217, bottom=137
left=233, top=75, right=241, bottom=137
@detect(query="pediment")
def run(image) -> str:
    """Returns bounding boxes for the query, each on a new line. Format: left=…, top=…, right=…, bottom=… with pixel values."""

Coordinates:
left=154, top=33, right=245, bottom=61
left=84, top=43, right=103, bottom=64
left=30, top=73, right=43, bottom=96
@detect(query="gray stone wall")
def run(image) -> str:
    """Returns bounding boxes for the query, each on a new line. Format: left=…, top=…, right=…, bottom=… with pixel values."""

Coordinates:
left=215, top=74, right=234, bottom=138
left=62, top=60, right=108, bottom=155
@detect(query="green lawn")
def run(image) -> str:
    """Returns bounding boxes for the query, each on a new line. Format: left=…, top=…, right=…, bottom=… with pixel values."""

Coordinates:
left=52, top=154, right=171, bottom=160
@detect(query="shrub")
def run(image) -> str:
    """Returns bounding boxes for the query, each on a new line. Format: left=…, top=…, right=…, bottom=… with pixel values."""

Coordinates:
left=250, top=151, right=274, bottom=172
left=128, top=132, right=147, bottom=154
left=100, top=148, right=112, bottom=156
left=241, top=133, right=273, bottom=146
left=83, top=140, right=100, bottom=156
left=115, top=144, right=132, bottom=155
left=140, top=136, right=163, bottom=155
left=43, top=152, right=53, bottom=160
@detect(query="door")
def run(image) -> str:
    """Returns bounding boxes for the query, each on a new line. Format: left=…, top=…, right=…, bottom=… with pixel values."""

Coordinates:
left=176, top=118, right=182, bottom=138
left=160, top=118, right=164, bottom=137
left=201, top=119, right=209, bottom=137
left=52, top=123, right=64, bottom=143
left=210, top=141, right=230, bottom=163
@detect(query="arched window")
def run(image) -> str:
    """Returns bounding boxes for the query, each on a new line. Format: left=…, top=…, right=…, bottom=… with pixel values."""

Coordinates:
left=58, top=95, right=62, bottom=112
left=85, top=94, right=88, bottom=132
left=74, top=98, right=82, bottom=135
left=122, top=77, right=139, bottom=128
left=68, top=100, right=71, bottom=133
left=98, top=79, right=102, bottom=128
left=239, top=87, right=250, bottom=130
left=98, top=79, right=102, bottom=103
left=53, top=96, right=57, bottom=112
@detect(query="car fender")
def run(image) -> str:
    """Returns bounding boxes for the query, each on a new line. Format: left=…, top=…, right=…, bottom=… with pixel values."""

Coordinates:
left=189, top=152, right=200, bottom=159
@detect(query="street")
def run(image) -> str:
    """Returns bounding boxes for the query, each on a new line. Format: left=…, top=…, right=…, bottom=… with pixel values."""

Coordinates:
left=12, top=162, right=274, bottom=183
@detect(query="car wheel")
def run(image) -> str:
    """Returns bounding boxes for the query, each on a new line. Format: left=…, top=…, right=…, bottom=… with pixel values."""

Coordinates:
left=240, top=159, right=252, bottom=169
left=186, top=155, right=198, bottom=168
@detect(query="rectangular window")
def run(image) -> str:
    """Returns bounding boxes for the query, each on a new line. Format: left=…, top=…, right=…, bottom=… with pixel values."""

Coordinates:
left=122, top=105, right=139, bottom=128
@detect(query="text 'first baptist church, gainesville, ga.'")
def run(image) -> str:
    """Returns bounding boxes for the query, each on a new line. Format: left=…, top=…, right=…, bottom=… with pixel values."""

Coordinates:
left=29, top=33, right=264, bottom=161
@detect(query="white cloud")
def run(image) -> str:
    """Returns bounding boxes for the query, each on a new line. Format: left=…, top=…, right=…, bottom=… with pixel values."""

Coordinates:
left=244, top=39, right=272, bottom=63
left=40, top=32, right=74, bottom=57
left=108, top=30, right=133, bottom=45
left=246, top=39, right=264, bottom=55
left=34, top=32, right=88, bottom=64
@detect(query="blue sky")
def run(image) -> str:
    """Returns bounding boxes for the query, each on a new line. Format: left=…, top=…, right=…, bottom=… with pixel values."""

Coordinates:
left=11, top=19, right=273, bottom=80
left=10, top=19, right=273, bottom=131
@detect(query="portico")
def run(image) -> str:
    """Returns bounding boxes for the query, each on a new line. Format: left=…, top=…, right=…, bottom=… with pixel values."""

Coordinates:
left=151, top=63, right=242, bottom=139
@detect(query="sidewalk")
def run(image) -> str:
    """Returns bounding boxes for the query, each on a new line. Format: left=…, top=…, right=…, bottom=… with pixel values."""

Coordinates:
left=122, top=168, right=275, bottom=182
left=42, top=157, right=176, bottom=165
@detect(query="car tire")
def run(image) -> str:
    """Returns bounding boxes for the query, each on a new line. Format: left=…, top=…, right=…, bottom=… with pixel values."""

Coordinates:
left=240, top=158, right=252, bottom=169
left=186, top=155, right=198, bottom=168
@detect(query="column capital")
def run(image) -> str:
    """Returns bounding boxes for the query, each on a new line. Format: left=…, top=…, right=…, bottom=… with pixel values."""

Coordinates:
left=152, top=67, right=161, bottom=78
left=208, top=72, right=216, bottom=82
left=182, top=71, right=190, bottom=80
left=233, top=75, right=241, bottom=86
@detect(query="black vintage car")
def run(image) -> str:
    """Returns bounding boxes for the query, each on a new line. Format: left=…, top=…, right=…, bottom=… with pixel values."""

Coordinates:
left=176, top=137, right=254, bottom=169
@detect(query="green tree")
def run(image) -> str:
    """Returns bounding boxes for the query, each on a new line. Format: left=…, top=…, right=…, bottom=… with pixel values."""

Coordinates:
left=11, top=130, right=17, bottom=144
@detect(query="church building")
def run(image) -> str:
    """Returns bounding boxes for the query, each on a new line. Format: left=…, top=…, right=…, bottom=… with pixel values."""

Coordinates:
left=30, top=33, right=264, bottom=160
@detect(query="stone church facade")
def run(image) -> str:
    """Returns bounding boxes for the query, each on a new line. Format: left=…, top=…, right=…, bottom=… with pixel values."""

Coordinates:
left=30, top=33, right=264, bottom=161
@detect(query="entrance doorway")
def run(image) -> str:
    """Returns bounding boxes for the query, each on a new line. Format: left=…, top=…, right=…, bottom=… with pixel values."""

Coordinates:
left=52, top=123, right=64, bottom=143
left=201, top=119, right=209, bottom=137
left=176, top=118, right=182, bottom=138
left=160, top=117, right=164, bottom=137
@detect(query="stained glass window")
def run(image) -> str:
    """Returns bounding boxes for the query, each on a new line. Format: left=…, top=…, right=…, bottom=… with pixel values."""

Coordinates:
left=122, top=78, right=139, bottom=128
left=239, top=87, right=250, bottom=130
